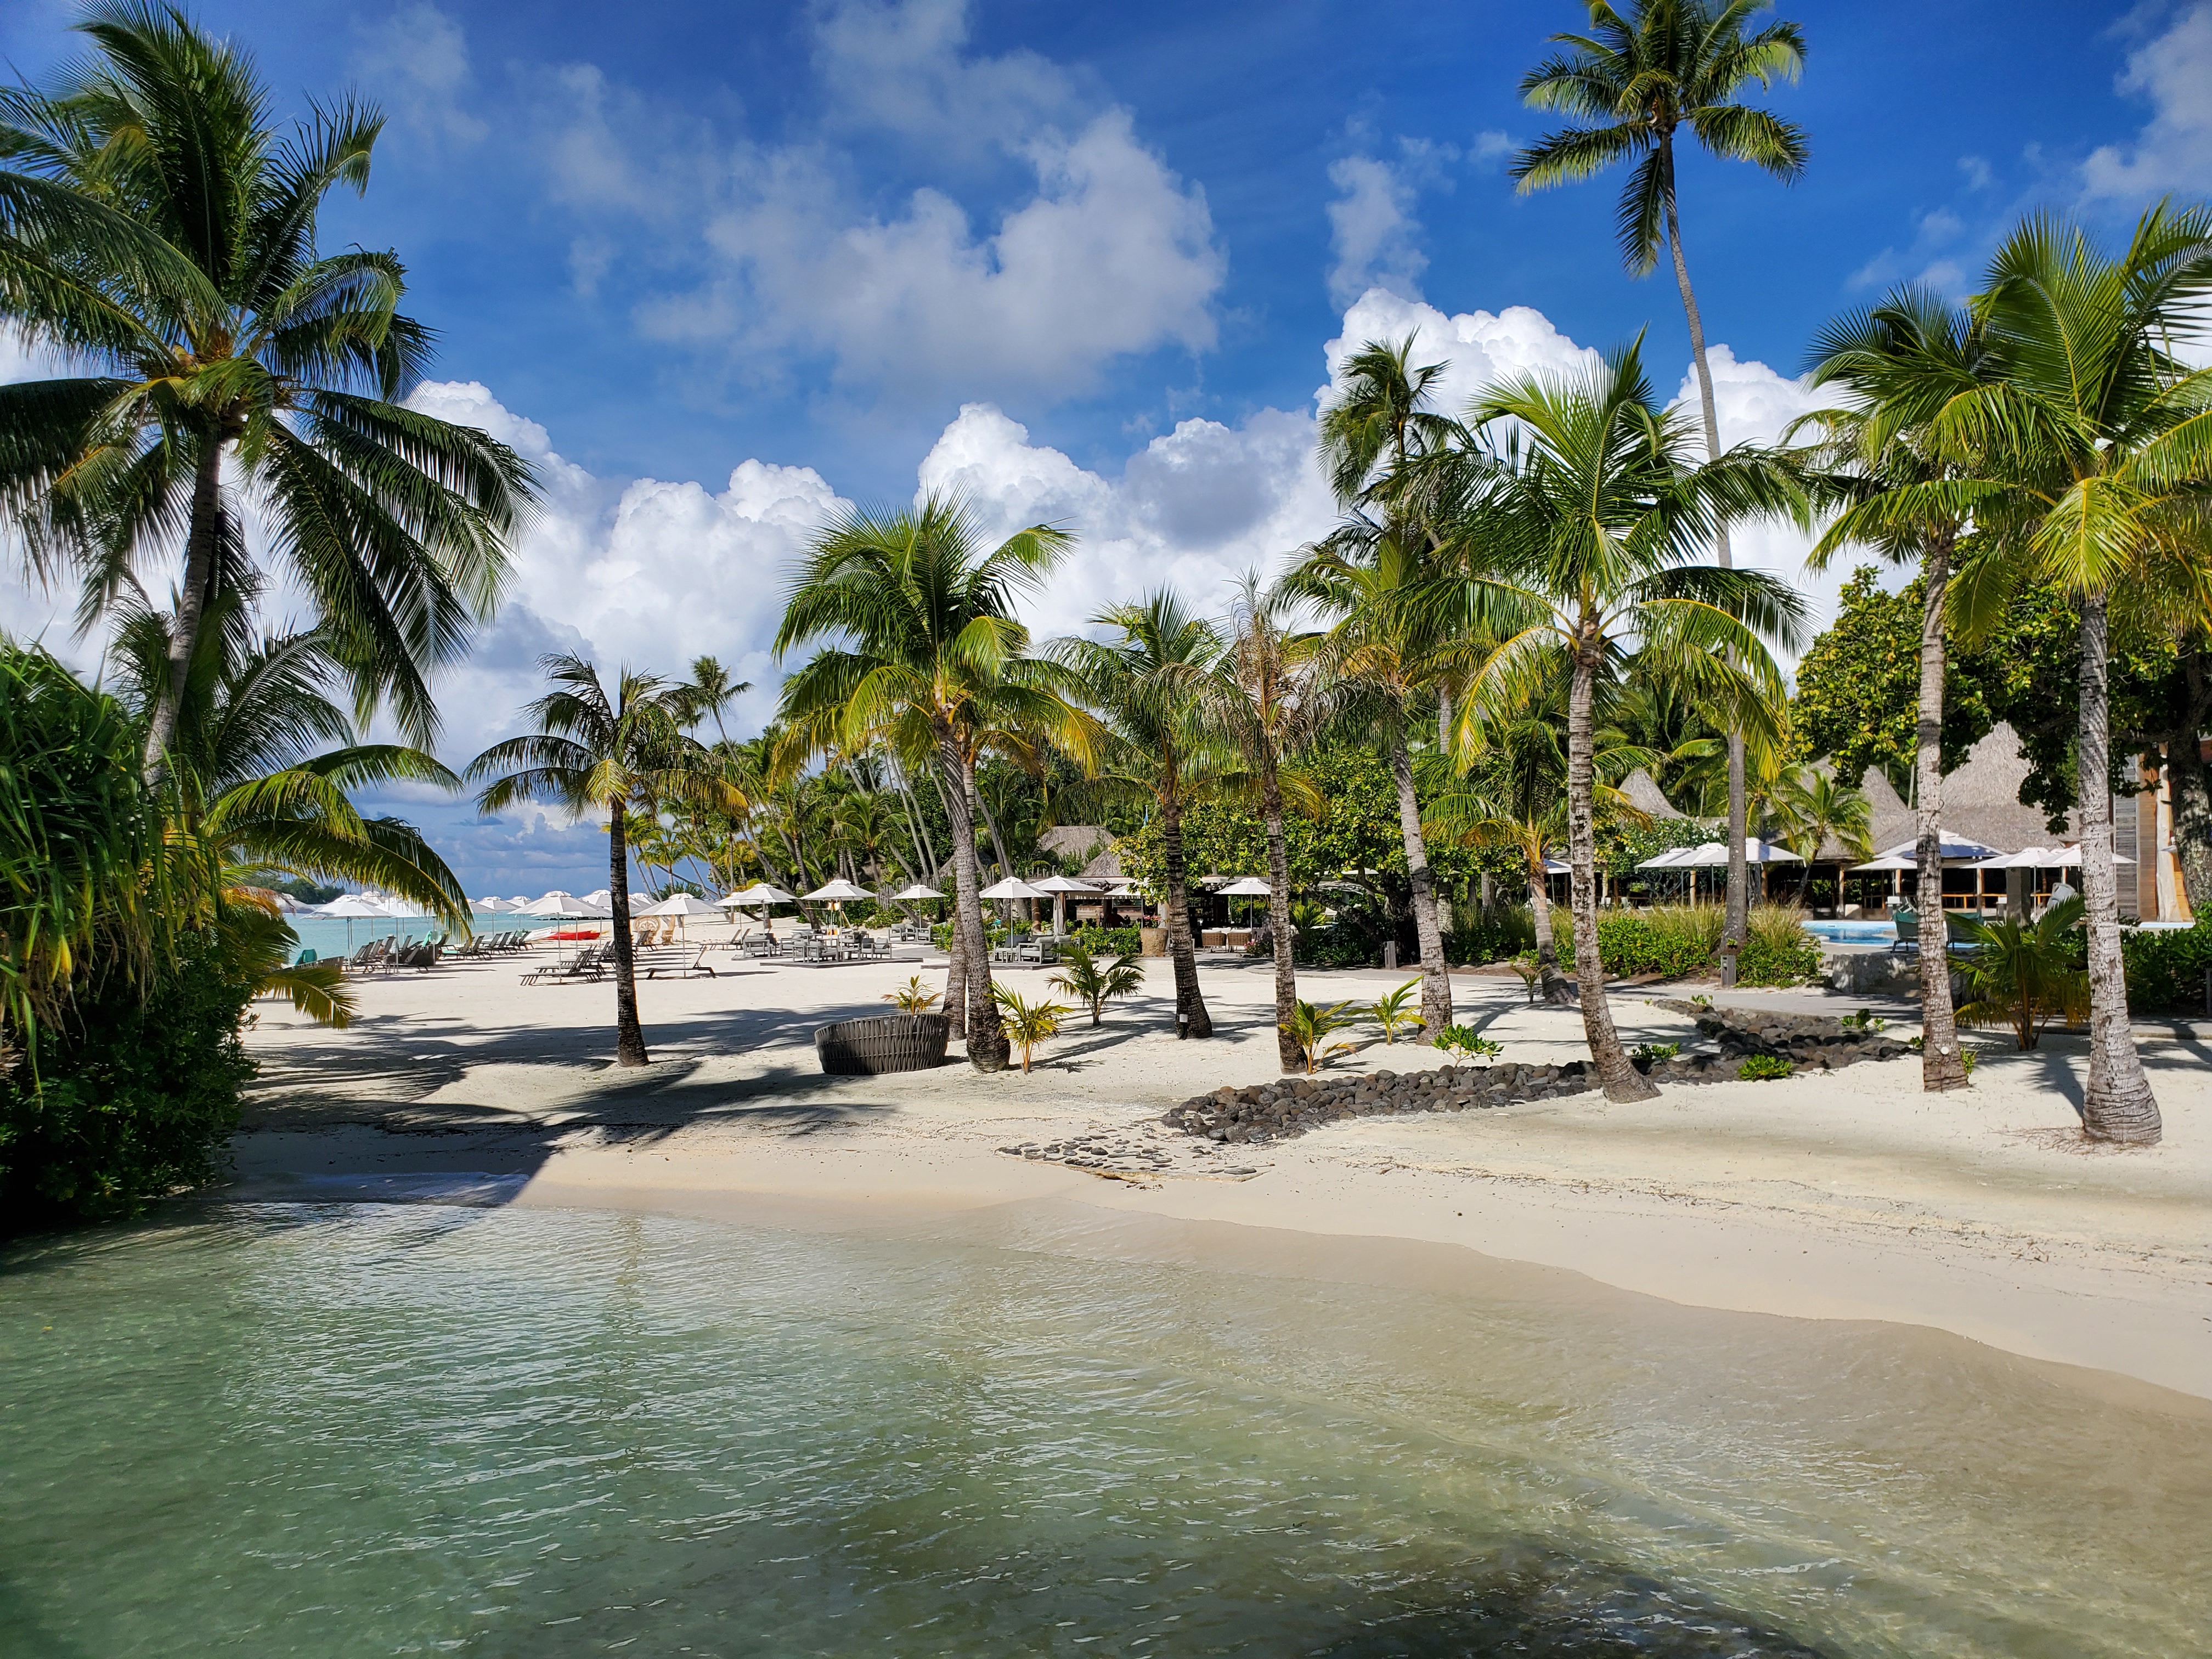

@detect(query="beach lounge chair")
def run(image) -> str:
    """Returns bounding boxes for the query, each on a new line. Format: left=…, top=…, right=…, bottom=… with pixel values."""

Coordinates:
left=644, top=943, right=716, bottom=980
left=521, top=945, right=604, bottom=985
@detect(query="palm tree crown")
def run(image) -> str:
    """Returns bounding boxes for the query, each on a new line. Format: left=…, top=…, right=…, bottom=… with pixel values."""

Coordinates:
left=0, top=1, right=536, bottom=779
left=1511, top=0, right=1808, bottom=276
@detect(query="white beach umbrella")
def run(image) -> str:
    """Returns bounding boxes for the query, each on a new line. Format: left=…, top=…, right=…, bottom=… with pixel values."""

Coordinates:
left=639, top=892, right=724, bottom=915
left=890, top=882, right=946, bottom=901
left=532, top=892, right=612, bottom=919
left=507, top=894, right=533, bottom=909
left=1638, top=847, right=1693, bottom=868
left=318, top=891, right=392, bottom=947
left=802, top=878, right=873, bottom=903
left=1871, top=832, right=1998, bottom=863
left=721, top=883, right=798, bottom=906
left=580, top=889, right=612, bottom=911
left=977, top=876, right=1054, bottom=901
left=1026, top=873, right=1101, bottom=936
left=1214, top=876, right=1273, bottom=895
left=472, top=896, right=512, bottom=914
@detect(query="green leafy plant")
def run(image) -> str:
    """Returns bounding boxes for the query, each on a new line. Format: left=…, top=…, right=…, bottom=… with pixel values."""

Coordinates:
left=1048, top=938, right=1145, bottom=1027
left=1506, top=952, right=1543, bottom=1005
left=1736, top=1054, right=1795, bottom=1081
left=1838, top=1010, right=1886, bottom=1032
left=1631, top=1041, right=1681, bottom=1063
left=989, top=985, right=1072, bottom=1074
left=1951, top=898, right=2088, bottom=1050
left=882, top=975, right=941, bottom=1015
left=1433, top=1025, right=1503, bottom=1060
left=1281, top=998, right=1362, bottom=1075
left=1961, top=1050, right=1977, bottom=1078
left=1687, top=994, right=1714, bottom=1011
left=1368, top=977, right=1426, bottom=1043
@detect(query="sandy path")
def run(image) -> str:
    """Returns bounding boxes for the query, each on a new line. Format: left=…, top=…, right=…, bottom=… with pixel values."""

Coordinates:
left=231, top=946, right=2212, bottom=1403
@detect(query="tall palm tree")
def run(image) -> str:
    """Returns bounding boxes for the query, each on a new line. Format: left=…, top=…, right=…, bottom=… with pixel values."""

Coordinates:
left=1796, top=284, right=1997, bottom=1090
left=468, top=656, right=728, bottom=1068
left=1513, top=0, right=1810, bottom=973
left=775, top=495, right=1082, bottom=1071
left=0, top=3, right=536, bottom=785
left=1942, top=205, right=2212, bottom=1146
left=1211, top=570, right=1331, bottom=1071
left=680, top=655, right=751, bottom=742
left=1288, top=524, right=1461, bottom=1038
left=1767, top=765, right=1872, bottom=906
left=1052, top=590, right=1227, bottom=1041
left=1457, top=340, right=1804, bottom=1098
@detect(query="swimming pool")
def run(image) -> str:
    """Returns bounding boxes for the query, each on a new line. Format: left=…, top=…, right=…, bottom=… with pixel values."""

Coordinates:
left=1802, top=919, right=1901, bottom=943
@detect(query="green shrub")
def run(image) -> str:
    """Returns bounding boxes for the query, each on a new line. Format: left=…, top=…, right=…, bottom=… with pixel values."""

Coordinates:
left=1, top=929, right=256, bottom=1232
left=1443, top=905, right=1537, bottom=964
left=1591, top=912, right=1712, bottom=979
left=2119, top=920, right=2212, bottom=1012
left=1631, top=1041, right=1681, bottom=1063
left=1736, top=1054, right=1794, bottom=1081
left=1074, top=925, right=1141, bottom=958
left=1737, top=905, right=1822, bottom=987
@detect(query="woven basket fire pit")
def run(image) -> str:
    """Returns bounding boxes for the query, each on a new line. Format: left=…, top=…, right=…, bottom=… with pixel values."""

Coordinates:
left=813, top=1013, right=952, bottom=1075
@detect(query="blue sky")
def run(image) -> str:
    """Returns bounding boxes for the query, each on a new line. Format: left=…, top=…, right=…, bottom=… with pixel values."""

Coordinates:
left=5, top=0, right=2209, bottom=896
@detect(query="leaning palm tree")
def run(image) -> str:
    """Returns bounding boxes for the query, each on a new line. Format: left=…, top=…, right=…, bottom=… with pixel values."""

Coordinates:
left=1798, top=285, right=1999, bottom=1092
left=1455, top=340, right=1805, bottom=1099
left=1513, top=0, right=1810, bottom=974
left=468, top=656, right=729, bottom=1068
left=0, top=2, right=536, bottom=785
left=775, top=495, right=1084, bottom=1071
left=1052, top=589, right=1227, bottom=1041
left=1210, top=570, right=1331, bottom=1071
left=1940, top=205, right=2212, bottom=1146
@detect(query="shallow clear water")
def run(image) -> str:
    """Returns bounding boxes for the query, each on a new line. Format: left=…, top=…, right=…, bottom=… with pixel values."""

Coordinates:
left=1800, top=922, right=1899, bottom=943
left=3, top=1199, right=2206, bottom=1658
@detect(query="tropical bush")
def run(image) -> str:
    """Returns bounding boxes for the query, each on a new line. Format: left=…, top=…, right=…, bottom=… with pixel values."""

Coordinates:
left=2, top=929, right=256, bottom=1232
left=1738, top=906, right=1825, bottom=988
left=1737, top=1055, right=1795, bottom=1081
left=2119, top=919, right=2212, bottom=1013
left=1074, top=926, right=1142, bottom=958
left=1368, top=978, right=1425, bottom=1043
left=1443, top=905, right=1538, bottom=964
left=1047, top=939, right=1145, bottom=1026
left=1952, top=899, right=2088, bottom=1049
left=989, top=985, right=1071, bottom=1074
left=1282, top=998, right=1361, bottom=1074
left=1434, top=1025, right=1503, bottom=1059
left=882, top=976, right=940, bottom=1015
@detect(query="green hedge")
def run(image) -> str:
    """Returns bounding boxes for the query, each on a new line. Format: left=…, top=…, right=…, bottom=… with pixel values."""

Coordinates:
left=1074, top=926, right=1142, bottom=957
left=2121, top=922, right=2212, bottom=1012
left=2, top=930, right=257, bottom=1232
left=1738, top=933, right=1825, bottom=988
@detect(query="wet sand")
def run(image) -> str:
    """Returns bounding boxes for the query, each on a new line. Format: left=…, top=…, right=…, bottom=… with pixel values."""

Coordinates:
left=229, top=945, right=2212, bottom=1404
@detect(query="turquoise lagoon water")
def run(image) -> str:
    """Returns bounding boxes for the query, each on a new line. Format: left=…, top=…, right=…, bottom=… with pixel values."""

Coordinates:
left=3, top=1198, right=2206, bottom=1658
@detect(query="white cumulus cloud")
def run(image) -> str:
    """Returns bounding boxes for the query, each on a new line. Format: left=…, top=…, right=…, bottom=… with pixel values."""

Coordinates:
left=2083, top=2, right=2212, bottom=199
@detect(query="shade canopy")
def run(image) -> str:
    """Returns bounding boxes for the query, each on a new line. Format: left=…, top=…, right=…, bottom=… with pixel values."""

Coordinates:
left=638, top=892, right=723, bottom=917
left=719, top=883, right=797, bottom=907
left=1636, top=848, right=1693, bottom=869
left=803, top=878, right=874, bottom=902
left=1539, top=857, right=1572, bottom=875
left=377, top=897, right=427, bottom=917
left=1664, top=839, right=1803, bottom=867
left=580, top=889, right=612, bottom=909
left=506, top=894, right=533, bottom=908
left=472, top=896, right=515, bottom=913
left=889, top=883, right=946, bottom=901
left=1968, top=844, right=2134, bottom=870
left=530, top=891, right=612, bottom=918
left=1026, top=874, right=1100, bottom=894
left=1870, top=833, right=1999, bottom=863
left=318, top=894, right=394, bottom=918
left=1214, top=876, right=1275, bottom=896
left=978, top=876, right=1054, bottom=901
left=1849, top=854, right=1918, bottom=873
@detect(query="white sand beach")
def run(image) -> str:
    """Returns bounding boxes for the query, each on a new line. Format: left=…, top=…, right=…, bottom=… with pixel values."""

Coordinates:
left=232, top=946, right=2212, bottom=1407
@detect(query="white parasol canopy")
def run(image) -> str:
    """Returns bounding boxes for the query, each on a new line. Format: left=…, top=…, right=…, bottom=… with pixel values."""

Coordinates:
left=1214, top=876, right=1274, bottom=896
left=719, top=883, right=797, bottom=907
left=978, top=876, right=1054, bottom=901
left=530, top=891, right=612, bottom=918
left=1028, top=874, right=1099, bottom=894
left=1637, top=847, right=1694, bottom=868
left=1968, top=844, right=2134, bottom=870
left=1864, top=833, right=1998, bottom=865
left=318, top=893, right=391, bottom=918
left=472, top=896, right=514, bottom=913
left=1674, top=838, right=1802, bottom=866
left=889, top=882, right=946, bottom=901
left=507, top=894, right=533, bottom=909
left=637, top=892, right=723, bottom=917
left=803, top=878, right=874, bottom=902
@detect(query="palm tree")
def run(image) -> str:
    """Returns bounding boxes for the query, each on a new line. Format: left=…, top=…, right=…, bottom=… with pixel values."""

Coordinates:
left=1052, top=589, right=1227, bottom=1040
left=775, top=495, right=1083, bottom=1071
left=1513, top=0, right=1810, bottom=974
left=1288, top=525, right=1462, bottom=1038
left=1211, top=570, right=1331, bottom=1071
left=680, top=656, right=751, bottom=742
left=1768, top=765, right=1872, bottom=906
left=1798, top=285, right=1997, bottom=1091
left=0, top=2, right=536, bottom=785
left=1941, top=206, right=2212, bottom=1146
left=467, top=656, right=727, bottom=1068
left=1308, top=338, right=1477, bottom=1037
left=1455, top=340, right=1804, bottom=1099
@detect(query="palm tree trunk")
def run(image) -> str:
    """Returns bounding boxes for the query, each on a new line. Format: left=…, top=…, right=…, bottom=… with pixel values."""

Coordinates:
left=2075, top=597, right=2160, bottom=1143
left=1261, top=763, right=1301, bottom=1071
left=1570, top=642, right=1655, bottom=1101
left=1385, top=722, right=1453, bottom=1037
left=140, top=438, right=226, bottom=786
left=1528, top=853, right=1575, bottom=1006
left=1158, top=790, right=1212, bottom=1039
left=1915, top=538, right=1970, bottom=1091
left=1658, top=139, right=1747, bottom=978
left=950, top=743, right=1008, bottom=1071
left=607, top=799, right=648, bottom=1067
